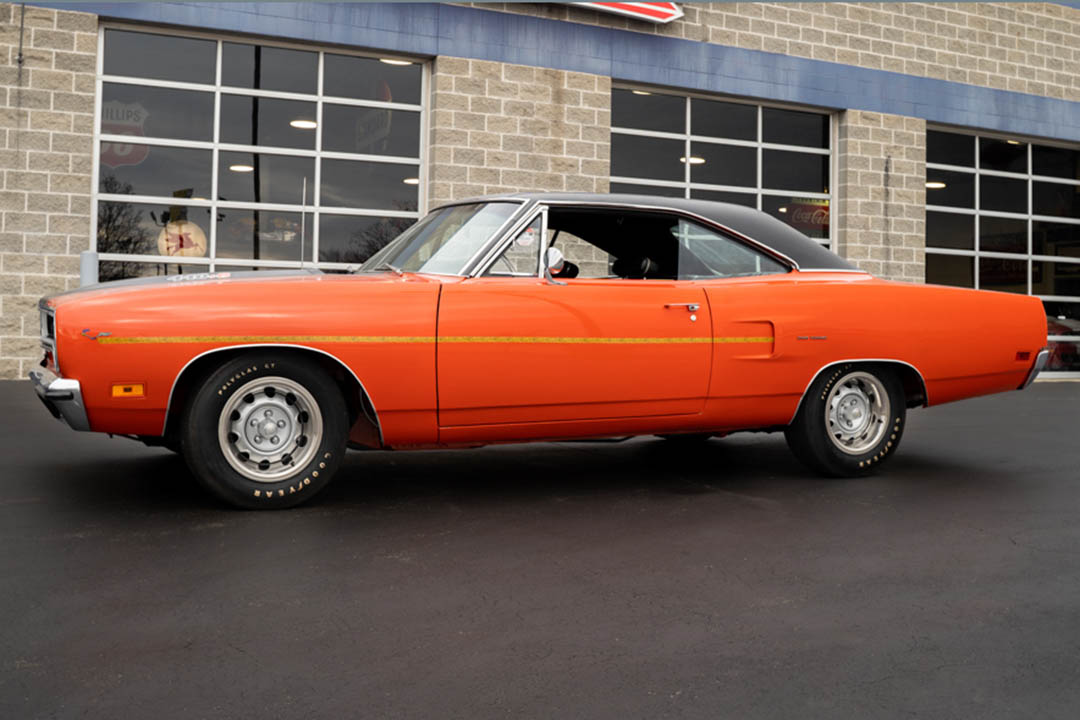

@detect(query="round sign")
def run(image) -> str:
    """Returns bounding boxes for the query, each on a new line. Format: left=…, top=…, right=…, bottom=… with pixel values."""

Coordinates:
left=157, top=220, right=208, bottom=257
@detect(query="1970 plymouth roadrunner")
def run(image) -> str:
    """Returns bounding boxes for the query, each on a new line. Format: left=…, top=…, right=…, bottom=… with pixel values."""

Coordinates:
left=31, top=193, right=1048, bottom=509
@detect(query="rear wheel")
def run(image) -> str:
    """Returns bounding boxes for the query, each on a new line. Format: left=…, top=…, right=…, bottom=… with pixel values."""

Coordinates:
left=181, top=354, right=349, bottom=509
left=785, top=364, right=906, bottom=477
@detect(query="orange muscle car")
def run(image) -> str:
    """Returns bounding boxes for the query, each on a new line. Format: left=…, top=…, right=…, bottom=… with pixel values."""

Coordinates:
left=30, top=193, right=1049, bottom=509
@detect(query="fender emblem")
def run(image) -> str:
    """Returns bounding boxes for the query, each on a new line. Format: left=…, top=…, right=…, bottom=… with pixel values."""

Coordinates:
left=81, top=328, right=112, bottom=340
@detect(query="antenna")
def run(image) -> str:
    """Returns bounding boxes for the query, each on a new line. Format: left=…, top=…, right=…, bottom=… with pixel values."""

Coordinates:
left=300, top=176, right=307, bottom=270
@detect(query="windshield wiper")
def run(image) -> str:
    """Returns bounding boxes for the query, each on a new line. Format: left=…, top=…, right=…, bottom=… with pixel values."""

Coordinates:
left=369, top=262, right=404, bottom=275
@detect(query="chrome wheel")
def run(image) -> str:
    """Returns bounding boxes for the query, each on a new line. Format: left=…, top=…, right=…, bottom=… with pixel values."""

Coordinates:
left=824, top=371, right=890, bottom=455
left=217, top=376, right=323, bottom=482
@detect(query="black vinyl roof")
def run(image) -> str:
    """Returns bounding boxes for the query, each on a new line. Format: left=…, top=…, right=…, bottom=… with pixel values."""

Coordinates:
left=448, top=192, right=861, bottom=272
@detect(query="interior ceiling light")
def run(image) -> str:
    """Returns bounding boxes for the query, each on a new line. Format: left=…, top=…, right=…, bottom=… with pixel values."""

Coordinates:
left=380, top=58, right=413, bottom=66
left=631, top=90, right=652, bottom=96
left=289, top=119, right=317, bottom=130
left=925, top=181, right=947, bottom=189
left=229, top=164, right=255, bottom=173
left=1006, top=140, right=1021, bottom=145
left=402, top=177, right=420, bottom=185
left=778, top=207, right=788, bottom=213
left=680, top=156, right=706, bottom=165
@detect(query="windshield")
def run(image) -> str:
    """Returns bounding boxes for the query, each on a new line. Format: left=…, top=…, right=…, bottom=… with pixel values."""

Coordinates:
left=359, top=202, right=520, bottom=275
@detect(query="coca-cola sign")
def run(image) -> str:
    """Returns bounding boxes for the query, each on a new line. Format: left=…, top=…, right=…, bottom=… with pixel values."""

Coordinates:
left=783, top=201, right=830, bottom=233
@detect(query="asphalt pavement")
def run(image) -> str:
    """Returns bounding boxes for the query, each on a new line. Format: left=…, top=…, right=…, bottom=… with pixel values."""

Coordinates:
left=1, top=379, right=1079, bottom=719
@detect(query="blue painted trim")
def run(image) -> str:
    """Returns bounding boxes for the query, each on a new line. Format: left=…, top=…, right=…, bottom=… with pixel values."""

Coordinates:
left=39, top=1, right=1080, bottom=143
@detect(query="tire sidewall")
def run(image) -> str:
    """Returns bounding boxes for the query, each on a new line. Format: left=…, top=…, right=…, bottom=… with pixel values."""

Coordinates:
left=182, top=354, right=349, bottom=509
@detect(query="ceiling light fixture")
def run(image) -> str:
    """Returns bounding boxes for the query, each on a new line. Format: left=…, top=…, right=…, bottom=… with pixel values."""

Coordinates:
left=925, top=181, right=946, bottom=189
left=680, top=156, right=705, bottom=165
left=631, top=90, right=652, bottom=96
left=289, top=119, right=317, bottom=130
left=229, top=164, right=255, bottom=173
left=778, top=207, right=788, bottom=213
left=380, top=58, right=413, bottom=66
left=402, top=177, right=420, bottom=185
left=1006, top=140, right=1021, bottom=145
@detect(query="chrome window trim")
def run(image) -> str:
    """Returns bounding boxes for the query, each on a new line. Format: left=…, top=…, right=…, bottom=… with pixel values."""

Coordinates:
left=788, top=359, right=929, bottom=425
left=416, top=198, right=529, bottom=277
left=465, top=200, right=542, bottom=277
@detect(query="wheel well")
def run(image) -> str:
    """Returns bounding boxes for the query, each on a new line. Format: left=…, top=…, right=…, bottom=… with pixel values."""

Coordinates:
left=162, top=346, right=381, bottom=447
left=792, top=360, right=928, bottom=423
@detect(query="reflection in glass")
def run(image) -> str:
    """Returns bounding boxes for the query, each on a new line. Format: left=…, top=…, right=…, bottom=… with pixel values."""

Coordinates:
left=926, top=169, right=974, bottom=208
left=1047, top=339, right=1080, bottom=371
left=979, top=216, right=1027, bottom=254
left=927, top=130, right=974, bottom=167
left=979, top=138, right=1027, bottom=173
left=102, top=83, right=213, bottom=142
left=610, top=182, right=684, bottom=197
left=926, top=253, right=973, bottom=287
left=762, top=150, right=829, bottom=193
left=97, top=201, right=212, bottom=258
left=927, top=211, right=974, bottom=250
left=216, top=210, right=313, bottom=261
left=675, top=219, right=786, bottom=279
left=980, top=176, right=1027, bottom=214
left=217, top=153, right=314, bottom=205
left=318, top=214, right=415, bottom=264
left=320, top=160, right=419, bottom=210
left=103, top=30, right=215, bottom=84
left=98, top=144, right=211, bottom=199
left=691, top=98, right=755, bottom=141
left=611, top=89, right=684, bottom=133
left=1045, top=301, right=1080, bottom=336
left=220, top=95, right=317, bottom=150
left=1033, top=145, right=1080, bottom=180
left=1032, top=260, right=1080, bottom=298
left=979, top=256, right=1027, bottom=293
left=324, top=54, right=422, bottom=104
left=1033, top=221, right=1080, bottom=258
left=762, top=108, right=828, bottom=148
left=690, top=143, right=756, bottom=187
left=321, top=105, right=421, bottom=157
left=610, top=135, right=684, bottom=181
left=1033, top=181, right=1080, bottom=218
left=762, top=197, right=829, bottom=239
left=221, top=43, right=317, bottom=94
left=98, top=260, right=195, bottom=283
left=689, top=188, right=756, bottom=207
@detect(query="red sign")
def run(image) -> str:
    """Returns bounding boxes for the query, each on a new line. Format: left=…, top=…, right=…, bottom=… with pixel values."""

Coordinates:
left=100, top=100, right=149, bottom=168
left=783, top=201, right=830, bottom=233
left=573, top=2, right=683, bottom=24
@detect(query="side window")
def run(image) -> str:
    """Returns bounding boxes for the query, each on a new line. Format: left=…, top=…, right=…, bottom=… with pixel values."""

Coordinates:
left=550, top=230, right=613, bottom=279
left=674, top=219, right=788, bottom=279
left=484, top=215, right=541, bottom=276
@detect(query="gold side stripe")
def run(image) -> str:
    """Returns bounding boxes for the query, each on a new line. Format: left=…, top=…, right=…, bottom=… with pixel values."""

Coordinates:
left=97, top=335, right=774, bottom=345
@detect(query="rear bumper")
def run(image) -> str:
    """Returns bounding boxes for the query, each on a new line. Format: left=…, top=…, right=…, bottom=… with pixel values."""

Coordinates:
left=1019, top=348, right=1050, bottom=390
left=28, top=367, right=90, bottom=431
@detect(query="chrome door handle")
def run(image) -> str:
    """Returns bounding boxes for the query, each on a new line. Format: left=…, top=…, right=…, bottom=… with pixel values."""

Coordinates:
left=664, top=303, right=699, bottom=312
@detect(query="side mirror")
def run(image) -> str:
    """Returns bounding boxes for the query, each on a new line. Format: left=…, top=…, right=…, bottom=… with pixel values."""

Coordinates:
left=543, top=247, right=566, bottom=285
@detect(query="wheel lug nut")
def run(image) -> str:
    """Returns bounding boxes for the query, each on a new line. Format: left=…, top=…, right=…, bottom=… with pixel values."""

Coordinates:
left=250, top=420, right=258, bottom=427
left=264, top=409, right=273, bottom=417
left=254, top=436, right=263, bottom=443
left=277, top=420, right=286, bottom=428
left=271, top=436, right=279, bottom=444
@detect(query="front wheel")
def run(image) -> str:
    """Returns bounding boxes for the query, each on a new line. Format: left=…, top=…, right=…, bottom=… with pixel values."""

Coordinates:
left=181, top=354, right=350, bottom=509
left=785, top=364, right=906, bottom=477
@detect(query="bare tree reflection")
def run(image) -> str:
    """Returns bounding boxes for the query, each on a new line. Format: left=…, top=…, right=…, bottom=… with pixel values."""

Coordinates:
left=319, top=215, right=414, bottom=264
left=97, top=175, right=152, bottom=281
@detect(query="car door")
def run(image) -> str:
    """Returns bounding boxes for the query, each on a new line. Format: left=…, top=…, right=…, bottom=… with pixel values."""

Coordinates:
left=436, top=207, right=712, bottom=428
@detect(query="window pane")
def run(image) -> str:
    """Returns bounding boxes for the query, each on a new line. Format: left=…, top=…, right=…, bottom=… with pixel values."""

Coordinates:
left=485, top=216, right=540, bottom=276
left=217, top=153, right=315, bottom=205
left=927, top=130, right=974, bottom=167
left=926, top=253, right=973, bottom=287
left=762, top=150, right=828, bottom=193
left=926, top=169, right=974, bottom=208
left=1033, top=145, right=1080, bottom=180
left=980, top=175, right=1026, bottom=214
left=219, top=95, right=317, bottom=150
left=979, top=216, right=1027, bottom=254
left=1047, top=338, right=1080, bottom=371
left=322, top=105, right=421, bottom=157
left=99, top=144, right=211, bottom=199
left=979, top=138, right=1027, bottom=173
left=318, top=215, right=414, bottom=264
left=1045, top=301, right=1080, bottom=336
left=103, top=30, right=215, bottom=84
left=762, top=197, right=829, bottom=239
left=216, top=209, right=313, bottom=261
left=610, top=134, right=684, bottom=182
left=611, top=89, right=683, bottom=133
left=927, top=211, right=974, bottom=250
left=610, top=182, right=684, bottom=197
left=320, top=159, right=419, bottom=210
left=102, top=84, right=213, bottom=142
left=98, top=260, right=195, bottom=282
left=691, top=98, right=755, bottom=141
left=690, top=188, right=757, bottom=207
left=1033, top=221, right=1080, bottom=258
left=762, top=108, right=828, bottom=148
left=675, top=219, right=786, bottom=279
left=221, top=43, right=317, bottom=94
left=97, top=201, right=212, bottom=257
left=690, top=143, right=756, bottom=187
left=1033, top=260, right=1080, bottom=298
left=324, top=54, right=422, bottom=105
left=979, top=256, right=1027, bottom=293
left=1033, top=181, right=1080, bottom=219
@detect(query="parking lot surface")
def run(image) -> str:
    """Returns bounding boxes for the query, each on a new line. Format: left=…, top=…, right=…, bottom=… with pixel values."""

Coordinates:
left=2, top=380, right=1079, bottom=719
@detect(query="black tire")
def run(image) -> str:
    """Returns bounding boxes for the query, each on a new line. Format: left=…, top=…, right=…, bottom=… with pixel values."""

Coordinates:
left=180, top=353, right=350, bottom=509
left=784, top=363, right=906, bottom=477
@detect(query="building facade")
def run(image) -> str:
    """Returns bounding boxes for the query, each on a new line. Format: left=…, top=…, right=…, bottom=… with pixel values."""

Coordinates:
left=2, top=1, right=1079, bottom=379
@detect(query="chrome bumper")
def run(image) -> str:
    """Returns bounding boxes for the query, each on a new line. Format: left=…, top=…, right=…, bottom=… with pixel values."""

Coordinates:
left=28, top=367, right=90, bottom=431
left=1019, top=348, right=1050, bottom=390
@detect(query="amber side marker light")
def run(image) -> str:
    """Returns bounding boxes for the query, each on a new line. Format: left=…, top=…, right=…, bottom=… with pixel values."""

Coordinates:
left=112, top=384, right=145, bottom=398
left=1016, top=351, right=1031, bottom=362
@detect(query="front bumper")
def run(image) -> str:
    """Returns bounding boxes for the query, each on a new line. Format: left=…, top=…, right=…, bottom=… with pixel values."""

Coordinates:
left=1019, top=348, right=1050, bottom=390
left=28, top=367, right=90, bottom=431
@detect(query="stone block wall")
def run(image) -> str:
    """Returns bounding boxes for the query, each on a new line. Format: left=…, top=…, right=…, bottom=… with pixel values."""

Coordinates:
left=0, top=2, right=97, bottom=378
